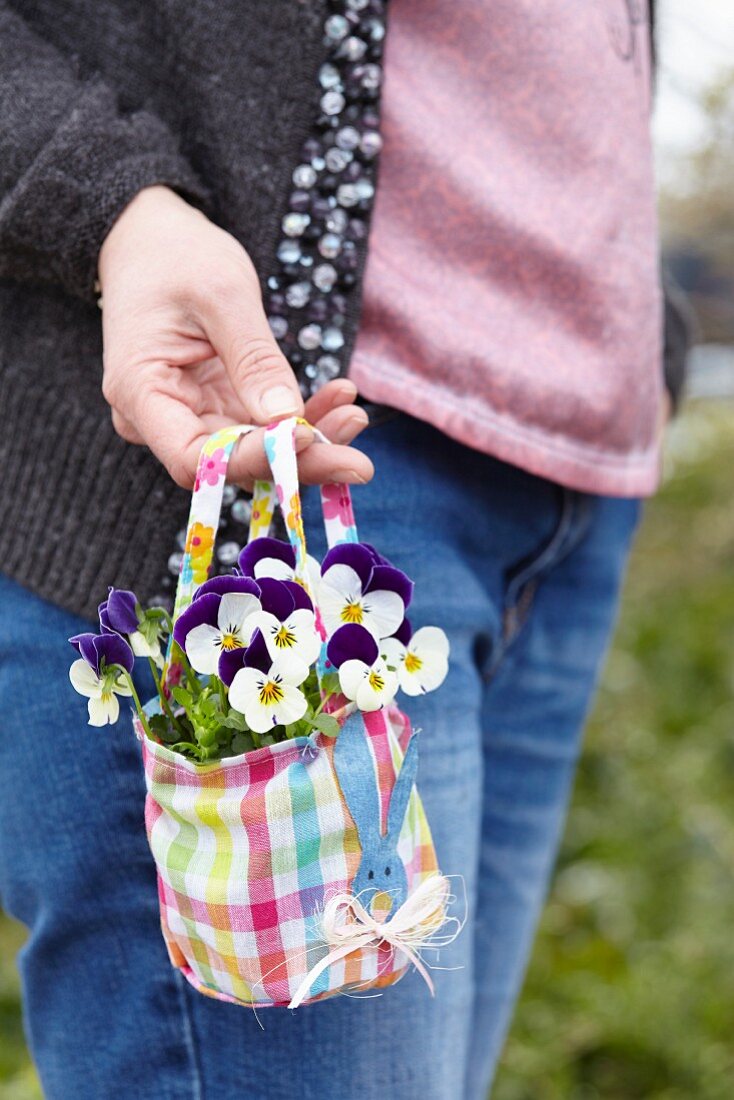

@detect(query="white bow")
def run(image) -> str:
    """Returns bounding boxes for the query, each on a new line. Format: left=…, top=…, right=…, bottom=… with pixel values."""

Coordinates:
left=288, top=873, right=455, bottom=1010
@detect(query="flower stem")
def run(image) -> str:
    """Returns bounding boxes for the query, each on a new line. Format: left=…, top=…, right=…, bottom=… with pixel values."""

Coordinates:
left=158, top=609, right=175, bottom=637
left=120, top=670, right=153, bottom=740
left=313, top=690, right=333, bottom=719
left=172, top=641, right=202, bottom=697
left=148, top=657, right=187, bottom=738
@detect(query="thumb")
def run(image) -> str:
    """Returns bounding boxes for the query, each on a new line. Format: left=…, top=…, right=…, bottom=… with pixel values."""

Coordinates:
left=202, top=276, right=304, bottom=425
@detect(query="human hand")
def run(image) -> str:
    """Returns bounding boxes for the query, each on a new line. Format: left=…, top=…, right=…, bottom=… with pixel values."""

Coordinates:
left=98, top=186, right=373, bottom=489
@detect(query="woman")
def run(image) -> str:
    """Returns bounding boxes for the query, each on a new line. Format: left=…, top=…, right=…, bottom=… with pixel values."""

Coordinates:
left=0, top=2, right=675, bottom=1097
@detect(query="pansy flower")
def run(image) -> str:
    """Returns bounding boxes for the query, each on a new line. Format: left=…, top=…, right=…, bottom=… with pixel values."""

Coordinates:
left=228, top=630, right=308, bottom=734
left=247, top=577, right=321, bottom=682
left=69, top=631, right=134, bottom=726
left=99, top=587, right=162, bottom=664
left=237, top=537, right=320, bottom=594
left=326, top=624, right=398, bottom=712
left=381, top=625, right=449, bottom=697
left=172, top=578, right=261, bottom=675
left=318, top=543, right=412, bottom=641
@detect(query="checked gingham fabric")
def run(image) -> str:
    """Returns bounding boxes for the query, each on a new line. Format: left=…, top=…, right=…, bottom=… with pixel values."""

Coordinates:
left=141, top=705, right=438, bottom=1007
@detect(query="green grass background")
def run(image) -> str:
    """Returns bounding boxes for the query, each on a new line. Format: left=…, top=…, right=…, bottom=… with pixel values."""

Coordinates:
left=1, top=402, right=733, bottom=1099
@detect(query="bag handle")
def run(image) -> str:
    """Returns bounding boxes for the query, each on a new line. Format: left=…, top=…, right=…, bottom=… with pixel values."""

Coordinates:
left=168, top=416, right=358, bottom=631
left=248, top=455, right=358, bottom=552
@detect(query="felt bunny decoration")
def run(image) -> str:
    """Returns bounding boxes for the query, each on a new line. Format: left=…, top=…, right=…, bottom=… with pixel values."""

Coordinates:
left=333, top=711, right=419, bottom=920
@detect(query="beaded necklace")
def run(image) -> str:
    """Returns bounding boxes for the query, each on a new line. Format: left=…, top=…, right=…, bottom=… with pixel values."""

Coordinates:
left=153, top=0, right=388, bottom=609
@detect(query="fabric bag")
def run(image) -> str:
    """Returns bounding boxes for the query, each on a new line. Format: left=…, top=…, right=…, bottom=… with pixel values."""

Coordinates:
left=136, top=418, right=455, bottom=1008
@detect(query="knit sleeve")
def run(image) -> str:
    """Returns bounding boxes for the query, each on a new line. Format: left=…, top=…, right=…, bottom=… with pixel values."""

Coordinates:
left=0, top=4, right=209, bottom=302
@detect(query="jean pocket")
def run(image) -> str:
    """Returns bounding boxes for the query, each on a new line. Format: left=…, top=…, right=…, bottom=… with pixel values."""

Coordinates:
left=501, top=487, right=594, bottom=649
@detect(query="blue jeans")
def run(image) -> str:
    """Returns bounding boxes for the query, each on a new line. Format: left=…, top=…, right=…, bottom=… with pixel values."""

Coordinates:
left=0, top=413, right=639, bottom=1099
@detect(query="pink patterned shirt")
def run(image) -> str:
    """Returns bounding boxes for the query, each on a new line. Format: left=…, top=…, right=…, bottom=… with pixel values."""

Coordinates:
left=350, top=0, right=663, bottom=497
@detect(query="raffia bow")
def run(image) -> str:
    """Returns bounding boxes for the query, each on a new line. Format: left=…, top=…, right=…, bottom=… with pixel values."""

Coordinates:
left=288, top=873, right=456, bottom=1010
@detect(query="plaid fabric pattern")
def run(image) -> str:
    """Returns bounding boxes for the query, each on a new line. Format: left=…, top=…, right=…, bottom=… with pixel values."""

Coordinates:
left=140, top=705, right=439, bottom=1008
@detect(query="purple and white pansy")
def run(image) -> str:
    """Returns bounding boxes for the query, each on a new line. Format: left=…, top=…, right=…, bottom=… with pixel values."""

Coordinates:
left=327, top=624, right=398, bottom=712
left=99, top=586, right=164, bottom=665
left=172, top=577, right=262, bottom=676
left=318, top=543, right=413, bottom=641
left=381, top=625, right=450, bottom=697
left=69, top=630, right=134, bottom=726
left=247, top=578, right=322, bottom=684
left=238, top=537, right=321, bottom=594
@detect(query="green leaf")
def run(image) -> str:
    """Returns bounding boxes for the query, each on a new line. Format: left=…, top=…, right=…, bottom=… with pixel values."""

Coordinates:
left=312, top=713, right=340, bottom=738
left=148, top=713, right=180, bottom=744
left=319, top=672, right=340, bottom=697
left=172, top=686, right=193, bottom=710
left=221, top=712, right=248, bottom=731
left=231, top=732, right=255, bottom=755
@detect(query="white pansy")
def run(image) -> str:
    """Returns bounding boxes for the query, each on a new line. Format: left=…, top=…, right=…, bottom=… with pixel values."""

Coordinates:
left=338, top=655, right=398, bottom=712
left=318, top=564, right=404, bottom=640
left=253, top=552, right=322, bottom=593
left=228, top=662, right=308, bottom=734
left=69, top=659, right=133, bottom=727
left=185, top=592, right=261, bottom=675
left=381, top=626, right=449, bottom=697
left=248, top=607, right=322, bottom=682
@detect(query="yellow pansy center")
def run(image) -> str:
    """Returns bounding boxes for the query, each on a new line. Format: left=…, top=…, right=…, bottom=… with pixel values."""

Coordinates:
left=404, top=651, right=423, bottom=674
left=341, top=600, right=364, bottom=624
left=274, top=625, right=297, bottom=649
left=259, top=680, right=284, bottom=707
left=219, top=631, right=241, bottom=651
left=368, top=670, right=385, bottom=692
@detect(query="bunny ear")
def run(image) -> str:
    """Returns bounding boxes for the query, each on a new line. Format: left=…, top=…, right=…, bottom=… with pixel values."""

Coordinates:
left=386, top=733, right=419, bottom=844
left=333, top=711, right=381, bottom=850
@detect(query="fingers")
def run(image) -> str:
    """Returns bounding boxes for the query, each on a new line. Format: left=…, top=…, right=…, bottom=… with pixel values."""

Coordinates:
left=312, top=402, right=369, bottom=445
left=303, top=378, right=359, bottom=424
left=293, top=441, right=374, bottom=487
left=124, top=383, right=373, bottom=491
left=226, top=420, right=373, bottom=488
left=200, top=268, right=305, bottom=426
left=110, top=408, right=144, bottom=445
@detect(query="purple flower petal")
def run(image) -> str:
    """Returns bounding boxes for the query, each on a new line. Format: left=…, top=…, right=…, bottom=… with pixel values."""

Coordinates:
left=104, top=588, right=140, bottom=634
left=94, top=632, right=135, bottom=675
left=258, top=577, right=296, bottom=621
left=238, top=537, right=295, bottom=579
left=321, top=542, right=375, bottom=588
left=326, top=624, right=378, bottom=669
left=98, top=602, right=115, bottom=636
left=194, top=575, right=261, bottom=601
left=172, top=593, right=221, bottom=651
left=361, top=542, right=391, bottom=566
left=393, top=617, right=413, bottom=646
left=244, top=630, right=271, bottom=674
left=218, top=645, right=248, bottom=687
left=282, top=580, right=313, bottom=612
left=70, top=632, right=102, bottom=675
left=366, top=564, right=413, bottom=609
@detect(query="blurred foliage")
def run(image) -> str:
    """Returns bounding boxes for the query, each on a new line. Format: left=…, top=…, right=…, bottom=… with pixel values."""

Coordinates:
left=661, top=70, right=734, bottom=343
left=1, top=403, right=733, bottom=1099
left=494, top=401, right=734, bottom=1100
left=0, top=920, right=39, bottom=1100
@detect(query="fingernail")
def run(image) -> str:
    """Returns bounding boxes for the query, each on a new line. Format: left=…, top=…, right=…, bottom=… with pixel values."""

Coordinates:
left=333, top=468, right=367, bottom=484
left=260, top=386, right=300, bottom=419
left=294, top=425, right=314, bottom=449
left=332, top=412, right=368, bottom=443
